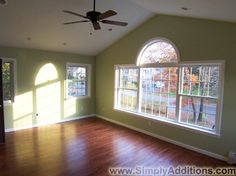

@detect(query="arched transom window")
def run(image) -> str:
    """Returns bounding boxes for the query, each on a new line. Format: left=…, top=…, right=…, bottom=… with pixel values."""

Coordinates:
left=137, top=39, right=178, bottom=66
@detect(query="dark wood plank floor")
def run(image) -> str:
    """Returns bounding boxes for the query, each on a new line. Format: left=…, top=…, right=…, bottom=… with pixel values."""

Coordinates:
left=0, top=117, right=232, bottom=176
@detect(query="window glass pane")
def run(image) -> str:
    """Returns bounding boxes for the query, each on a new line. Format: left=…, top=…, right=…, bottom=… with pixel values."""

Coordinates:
left=120, top=68, right=138, bottom=89
left=116, top=68, right=138, bottom=111
left=2, top=62, right=12, bottom=101
left=180, top=66, right=220, bottom=98
left=117, top=89, right=137, bottom=111
left=139, top=41, right=178, bottom=65
left=67, top=65, right=87, bottom=97
left=179, top=96, right=217, bottom=130
left=140, top=67, right=177, bottom=120
left=209, top=67, right=219, bottom=97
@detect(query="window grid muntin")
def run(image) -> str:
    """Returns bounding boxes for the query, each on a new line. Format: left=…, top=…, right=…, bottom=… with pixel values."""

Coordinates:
left=116, top=67, right=139, bottom=111
left=180, top=66, right=219, bottom=98
left=179, top=95, right=218, bottom=130
left=178, top=64, right=221, bottom=131
left=140, top=67, right=178, bottom=120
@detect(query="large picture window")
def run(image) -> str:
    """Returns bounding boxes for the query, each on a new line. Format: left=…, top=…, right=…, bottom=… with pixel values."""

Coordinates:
left=114, top=39, right=224, bottom=135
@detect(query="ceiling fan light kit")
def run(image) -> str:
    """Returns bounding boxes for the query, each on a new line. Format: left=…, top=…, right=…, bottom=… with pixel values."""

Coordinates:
left=63, top=0, right=128, bottom=30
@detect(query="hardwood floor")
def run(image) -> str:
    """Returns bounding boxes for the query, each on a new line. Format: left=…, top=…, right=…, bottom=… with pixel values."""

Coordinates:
left=0, top=117, right=232, bottom=176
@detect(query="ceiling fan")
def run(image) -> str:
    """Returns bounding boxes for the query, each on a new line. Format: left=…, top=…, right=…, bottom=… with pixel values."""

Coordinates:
left=63, top=0, right=128, bottom=30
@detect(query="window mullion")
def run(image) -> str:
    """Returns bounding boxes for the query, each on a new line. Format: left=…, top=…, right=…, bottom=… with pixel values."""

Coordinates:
left=207, top=67, right=211, bottom=97
left=167, top=68, right=170, bottom=119
left=176, top=66, right=181, bottom=122
left=137, top=68, right=141, bottom=113
left=159, top=68, right=163, bottom=117
left=151, top=69, right=154, bottom=115
left=116, top=68, right=121, bottom=108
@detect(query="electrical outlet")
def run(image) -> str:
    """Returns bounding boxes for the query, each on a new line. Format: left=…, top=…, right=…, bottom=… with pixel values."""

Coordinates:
left=228, top=151, right=236, bottom=164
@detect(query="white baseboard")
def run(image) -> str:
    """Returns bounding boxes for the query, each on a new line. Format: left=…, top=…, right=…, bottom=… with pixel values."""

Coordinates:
left=96, top=114, right=227, bottom=162
left=5, top=113, right=227, bottom=162
left=5, top=114, right=96, bottom=132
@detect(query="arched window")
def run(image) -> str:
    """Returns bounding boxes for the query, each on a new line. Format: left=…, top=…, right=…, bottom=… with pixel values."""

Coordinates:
left=115, top=38, right=224, bottom=135
left=137, top=39, right=179, bottom=66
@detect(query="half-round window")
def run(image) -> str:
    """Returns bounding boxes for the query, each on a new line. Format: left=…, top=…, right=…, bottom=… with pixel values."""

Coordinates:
left=137, top=39, right=179, bottom=66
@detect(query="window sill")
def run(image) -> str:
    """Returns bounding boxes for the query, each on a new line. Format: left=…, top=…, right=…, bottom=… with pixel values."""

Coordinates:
left=113, top=108, right=221, bottom=138
left=64, top=95, right=91, bottom=100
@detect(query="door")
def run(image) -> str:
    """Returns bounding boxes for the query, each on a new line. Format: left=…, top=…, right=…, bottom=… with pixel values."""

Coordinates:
left=0, top=59, right=5, bottom=143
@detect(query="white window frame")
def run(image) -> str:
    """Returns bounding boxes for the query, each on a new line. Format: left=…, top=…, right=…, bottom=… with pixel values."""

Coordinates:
left=178, top=61, right=225, bottom=135
left=114, top=39, right=224, bottom=136
left=114, top=65, right=139, bottom=111
left=65, top=63, right=91, bottom=99
left=1, top=58, right=17, bottom=105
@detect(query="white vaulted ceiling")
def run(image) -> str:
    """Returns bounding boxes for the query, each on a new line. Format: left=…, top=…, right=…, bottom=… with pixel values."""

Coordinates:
left=0, top=0, right=235, bottom=55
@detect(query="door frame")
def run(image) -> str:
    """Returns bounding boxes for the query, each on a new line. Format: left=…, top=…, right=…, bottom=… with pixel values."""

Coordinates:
left=0, top=58, right=5, bottom=143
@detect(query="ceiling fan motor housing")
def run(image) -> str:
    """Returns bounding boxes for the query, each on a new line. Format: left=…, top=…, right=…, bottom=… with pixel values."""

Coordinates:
left=87, top=11, right=101, bottom=22
left=0, top=0, right=7, bottom=6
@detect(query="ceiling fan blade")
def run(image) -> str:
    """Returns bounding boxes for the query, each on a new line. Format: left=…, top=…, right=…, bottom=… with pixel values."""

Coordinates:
left=101, top=20, right=128, bottom=26
left=64, top=20, right=89, bottom=25
left=63, top=10, right=87, bottom=19
left=92, top=21, right=101, bottom=30
left=99, top=10, right=117, bottom=19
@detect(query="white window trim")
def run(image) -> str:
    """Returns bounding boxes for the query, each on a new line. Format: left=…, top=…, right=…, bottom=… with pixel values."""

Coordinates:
left=179, top=60, right=225, bottom=135
left=1, top=57, right=17, bottom=105
left=114, top=36, right=225, bottom=136
left=65, top=63, right=91, bottom=99
left=114, top=61, right=224, bottom=136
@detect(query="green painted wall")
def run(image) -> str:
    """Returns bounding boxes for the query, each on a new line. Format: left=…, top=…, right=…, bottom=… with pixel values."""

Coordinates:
left=0, top=46, right=96, bottom=130
left=96, top=15, right=236, bottom=157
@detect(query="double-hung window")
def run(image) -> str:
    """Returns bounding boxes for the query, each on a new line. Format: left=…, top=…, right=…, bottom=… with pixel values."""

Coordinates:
left=2, top=58, right=16, bottom=103
left=115, top=67, right=139, bottom=111
left=66, top=63, right=91, bottom=98
left=178, top=63, right=223, bottom=131
left=114, top=39, right=224, bottom=135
